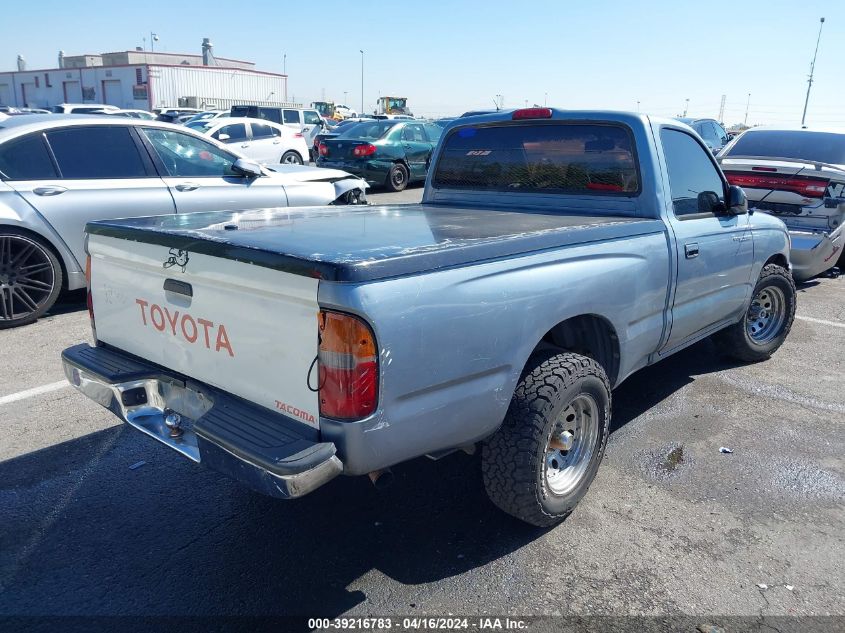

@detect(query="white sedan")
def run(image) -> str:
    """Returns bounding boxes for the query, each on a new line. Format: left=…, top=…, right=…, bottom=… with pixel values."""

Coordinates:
left=194, top=117, right=310, bottom=165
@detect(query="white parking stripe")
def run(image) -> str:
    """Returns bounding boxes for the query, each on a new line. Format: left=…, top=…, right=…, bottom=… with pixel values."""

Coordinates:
left=796, top=315, right=845, bottom=329
left=0, top=380, right=70, bottom=406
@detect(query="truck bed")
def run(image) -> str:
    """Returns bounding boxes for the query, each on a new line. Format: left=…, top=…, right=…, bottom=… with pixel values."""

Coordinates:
left=86, top=204, right=665, bottom=282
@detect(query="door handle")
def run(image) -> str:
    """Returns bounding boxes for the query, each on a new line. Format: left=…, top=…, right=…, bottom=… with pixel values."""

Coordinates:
left=175, top=183, right=199, bottom=192
left=32, top=186, right=68, bottom=197
left=685, top=243, right=700, bottom=259
left=240, top=144, right=250, bottom=148
left=272, top=140, right=281, bottom=144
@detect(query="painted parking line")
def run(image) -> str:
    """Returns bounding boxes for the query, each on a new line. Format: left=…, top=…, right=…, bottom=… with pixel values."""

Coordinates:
left=0, top=380, right=70, bottom=406
left=796, top=315, right=845, bottom=329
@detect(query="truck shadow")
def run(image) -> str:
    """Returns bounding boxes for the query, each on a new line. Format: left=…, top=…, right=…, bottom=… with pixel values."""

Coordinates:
left=0, top=339, right=742, bottom=618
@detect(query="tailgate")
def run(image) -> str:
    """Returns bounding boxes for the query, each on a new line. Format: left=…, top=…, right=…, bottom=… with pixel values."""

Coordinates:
left=87, top=234, right=321, bottom=428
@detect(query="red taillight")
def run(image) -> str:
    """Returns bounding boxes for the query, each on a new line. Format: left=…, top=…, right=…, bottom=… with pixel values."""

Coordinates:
left=725, top=172, right=829, bottom=199
left=318, top=143, right=329, bottom=156
left=352, top=143, right=377, bottom=157
left=512, top=108, right=553, bottom=120
left=317, top=310, right=378, bottom=420
left=294, top=132, right=304, bottom=138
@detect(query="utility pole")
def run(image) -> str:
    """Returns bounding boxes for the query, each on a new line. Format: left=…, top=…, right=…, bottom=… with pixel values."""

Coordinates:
left=283, top=54, right=287, bottom=102
left=801, top=17, right=826, bottom=127
left=544, top=92, right=548, bottom=107
left=718, top=94, right=726, bottom=122
left=744, top=93, right=751, bottom=126
left=359, top=50, right=364, bottom=115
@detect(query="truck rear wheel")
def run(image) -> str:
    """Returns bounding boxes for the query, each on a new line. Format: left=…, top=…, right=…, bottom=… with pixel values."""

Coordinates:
left=482, top=351, right=611, bottom=527
left=714, top=263, right=795, bottom=362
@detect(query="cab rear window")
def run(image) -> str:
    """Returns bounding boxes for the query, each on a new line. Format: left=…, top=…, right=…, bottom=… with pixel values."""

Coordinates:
left=433, top=123, right=639, bottom=195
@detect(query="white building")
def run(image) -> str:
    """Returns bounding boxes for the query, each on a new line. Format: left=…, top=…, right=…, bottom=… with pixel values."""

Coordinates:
left=0, top=47, right=293, bottom=111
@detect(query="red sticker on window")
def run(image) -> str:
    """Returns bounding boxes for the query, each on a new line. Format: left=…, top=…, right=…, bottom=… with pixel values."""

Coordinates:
left=198, top=150, right=213, bottom=161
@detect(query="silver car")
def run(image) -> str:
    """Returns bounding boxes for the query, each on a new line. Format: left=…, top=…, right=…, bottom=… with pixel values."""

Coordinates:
left=0, top=115, right=368, bottom=328
left=718, top=126, right=845, bottom=281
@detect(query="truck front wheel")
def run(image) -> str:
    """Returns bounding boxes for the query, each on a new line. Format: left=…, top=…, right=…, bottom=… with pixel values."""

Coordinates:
left=482, top=351, right=611, bottom=527
left=714, top=263, right=796, bottom=362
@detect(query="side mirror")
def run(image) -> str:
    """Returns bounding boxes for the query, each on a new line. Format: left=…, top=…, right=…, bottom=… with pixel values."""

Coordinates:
left=232, top=158, right=263, bottom=178
left=217, top=133, right=230, bottom=141
left=727, top=185, right=748, bottom=215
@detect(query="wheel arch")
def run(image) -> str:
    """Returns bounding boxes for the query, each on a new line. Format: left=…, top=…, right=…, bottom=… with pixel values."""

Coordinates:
left=531, top=313, right=621, bottom=387
left=763, top=253, right=789, bottom=271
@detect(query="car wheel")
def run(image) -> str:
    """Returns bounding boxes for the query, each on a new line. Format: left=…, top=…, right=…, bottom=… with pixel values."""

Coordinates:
left=482, top=350, right=611, bottom=527
left=0, top=230, right=63, bottom=329
left=280, top=151, right=304, bottom=165
left=386, top=163, right=409, bottom=192
left=714, top=263, right=796, bottom=362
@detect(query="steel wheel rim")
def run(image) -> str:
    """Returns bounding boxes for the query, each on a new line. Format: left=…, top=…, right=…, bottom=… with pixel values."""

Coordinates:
left=0, top=235, right=55, bottom=322
left=746, top=285, right=786, bottom=344
left=282, top=153, right=301, bottom=165
left=544, top=394, right=599, bottom=496
left=392, top=168, right=406, bottom=188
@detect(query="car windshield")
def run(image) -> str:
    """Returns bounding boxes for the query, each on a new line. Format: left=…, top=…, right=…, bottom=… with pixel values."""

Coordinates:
left=724, top=130, right=845, bottom=166
left=185, top=121, right=212, bottom=131
left=337, top=120, right=400, bottom=140
left=433, top=123, right=640, bottom=195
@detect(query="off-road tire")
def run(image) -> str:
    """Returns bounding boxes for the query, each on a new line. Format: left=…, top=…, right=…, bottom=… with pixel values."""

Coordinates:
left=714, top=264, right=796, bottom=362
left=386, top=163, right=409, bottom=192
left=0, top=229, right=63, bottom=329
left=482, top=351, right=611, bottom=527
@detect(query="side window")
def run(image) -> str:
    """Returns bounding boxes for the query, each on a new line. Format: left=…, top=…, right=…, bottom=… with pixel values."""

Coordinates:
left=46, top=126, right=147, bottom=179
left=424, top=124, right=443, bottom=143
left=142, top=128, right=238, bottom=178
left=401, top=124, right=426, bottom=142
left=661, top=128, right=725, bottom=217
left=303, top=111, right=322, bottom=125
left=257, top=108, right=281, bottom=124
left=0, top=133, right=59, bottom=180
left=283, top=110, right=300, bottom=125
left=713, top=122, right=729, bottom=146
left=212, top=123, right=247, bottom=143
left=250, top=123, right=276, bottom=139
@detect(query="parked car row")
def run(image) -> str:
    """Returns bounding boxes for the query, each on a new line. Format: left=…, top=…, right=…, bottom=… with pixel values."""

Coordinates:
left=0, top=115, right=369, bottom=328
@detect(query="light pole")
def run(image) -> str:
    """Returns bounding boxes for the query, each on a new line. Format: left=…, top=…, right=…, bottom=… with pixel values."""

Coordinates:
left=637, top=100, right=641, bottom=112
left=682, top=98, right=689, bottom=117
left=150, top=32, right=159, bottom=53
left=495, top=94, right=502, bottom=110
left=283, top=54, right=287, bottom=102
left=359, top=50, right=364, bottom=115
left=801, top=17, right=826, bottom=127
left=744, top=92, right=751, bottom=126
left=544, top=92, right=548, bottom=107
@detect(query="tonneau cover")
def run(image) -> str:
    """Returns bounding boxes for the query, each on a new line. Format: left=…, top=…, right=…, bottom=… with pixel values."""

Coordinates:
left=87, top=204, right=664, bottom=283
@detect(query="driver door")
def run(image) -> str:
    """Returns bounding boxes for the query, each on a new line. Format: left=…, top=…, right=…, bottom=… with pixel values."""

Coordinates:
left=140, top=127, right=288, bottom=214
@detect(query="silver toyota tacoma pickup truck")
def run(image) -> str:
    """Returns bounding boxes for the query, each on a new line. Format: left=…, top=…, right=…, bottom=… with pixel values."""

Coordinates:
left=62, top=109, right=795, bottom=526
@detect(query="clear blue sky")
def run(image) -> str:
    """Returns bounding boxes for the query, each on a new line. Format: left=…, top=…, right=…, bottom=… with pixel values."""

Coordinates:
left=2, top=0, right=842, bottom=126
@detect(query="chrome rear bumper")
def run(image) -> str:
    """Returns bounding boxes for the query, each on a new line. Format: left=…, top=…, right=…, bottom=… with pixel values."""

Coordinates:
left=62, top=344, right=342, bottom=499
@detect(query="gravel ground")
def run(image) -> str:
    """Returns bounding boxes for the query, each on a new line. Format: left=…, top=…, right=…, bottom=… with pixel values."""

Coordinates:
left=0, top=194, right=842, bottom=629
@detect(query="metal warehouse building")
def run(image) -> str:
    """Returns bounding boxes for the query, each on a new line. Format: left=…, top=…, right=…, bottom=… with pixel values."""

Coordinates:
left=0, top=43, right=293, bottom=111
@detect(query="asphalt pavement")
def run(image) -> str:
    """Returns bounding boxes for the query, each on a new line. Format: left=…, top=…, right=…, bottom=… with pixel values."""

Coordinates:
left=0, top=191, right=842, bottom=629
